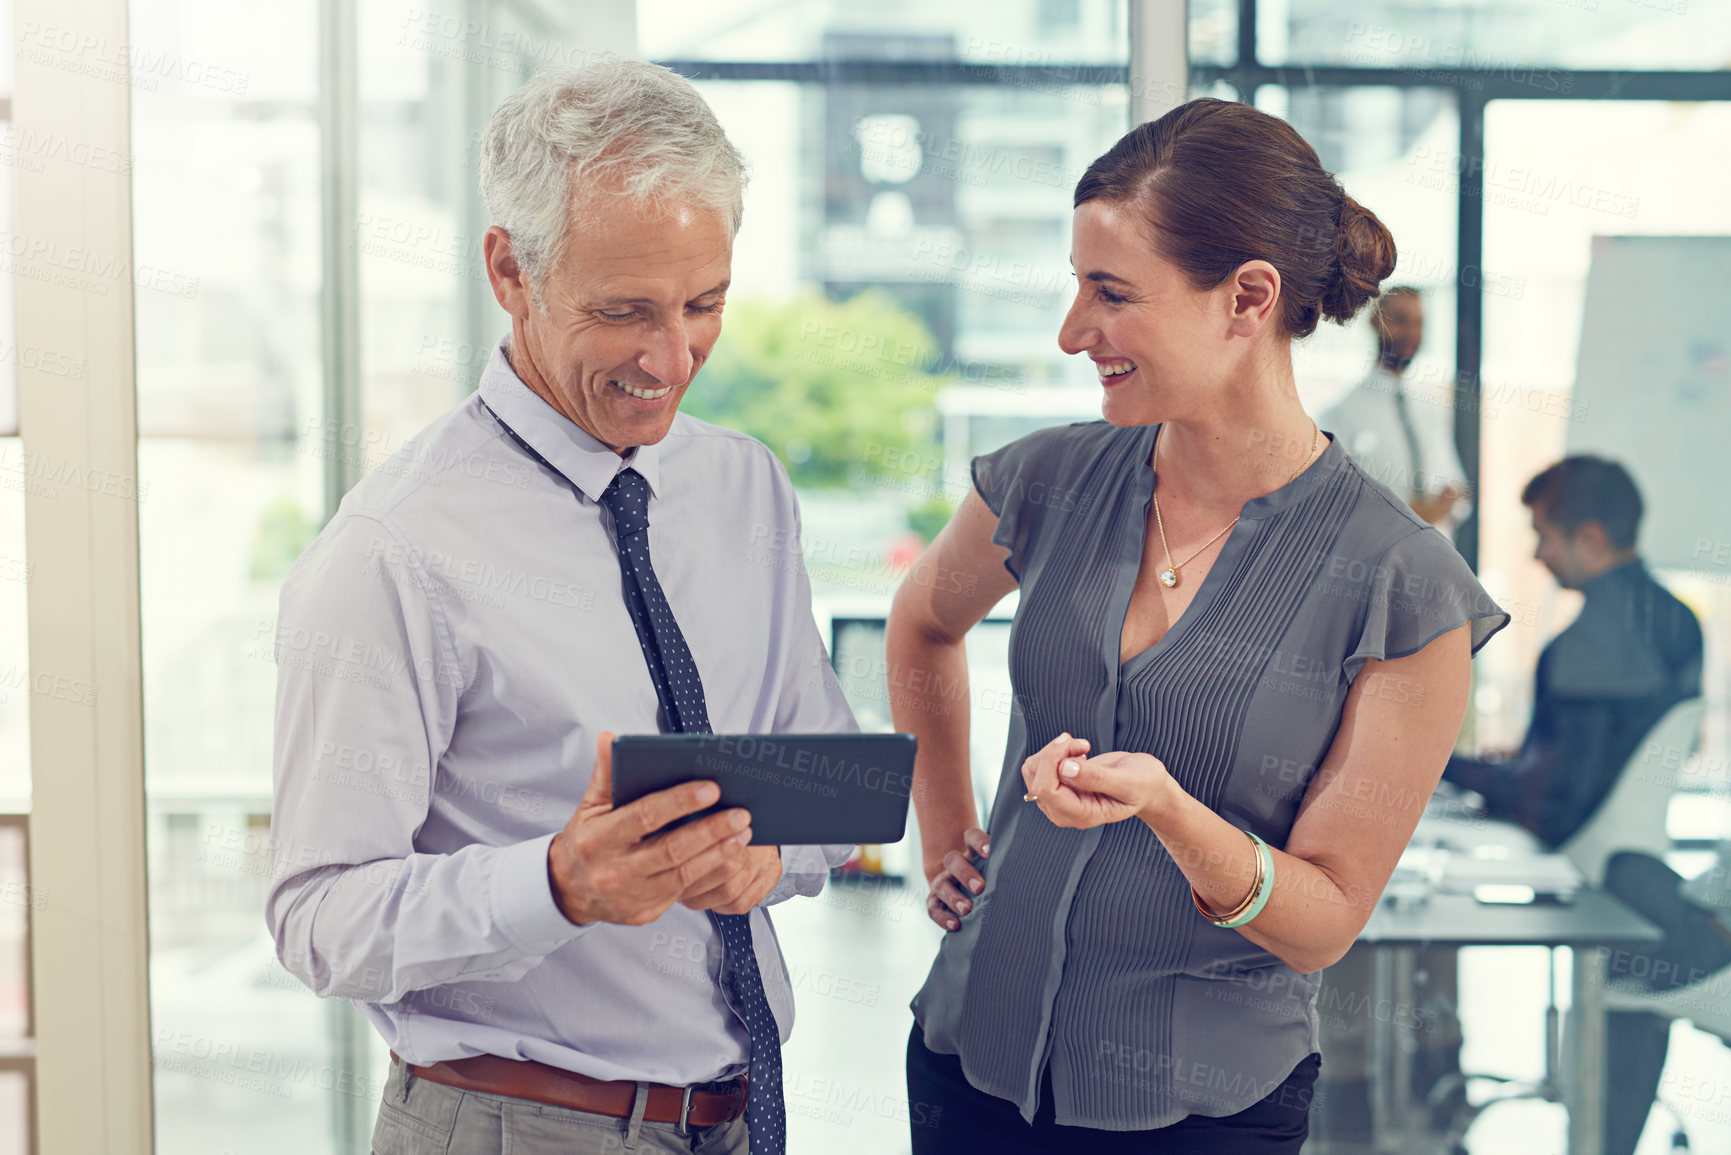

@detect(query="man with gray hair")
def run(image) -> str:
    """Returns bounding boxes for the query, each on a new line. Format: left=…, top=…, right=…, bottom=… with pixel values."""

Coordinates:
left=266, top=58, right=854, bottom=1155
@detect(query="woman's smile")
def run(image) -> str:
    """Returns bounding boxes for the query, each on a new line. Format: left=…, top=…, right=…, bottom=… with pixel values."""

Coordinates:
left=1092, top=357, right=1139, bottom=386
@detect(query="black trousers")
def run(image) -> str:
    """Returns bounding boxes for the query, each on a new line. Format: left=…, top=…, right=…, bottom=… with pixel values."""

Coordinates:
left=906, top=1024, right=1317, bottom=1155
left=1603, top=851, right=1731, bottom=1155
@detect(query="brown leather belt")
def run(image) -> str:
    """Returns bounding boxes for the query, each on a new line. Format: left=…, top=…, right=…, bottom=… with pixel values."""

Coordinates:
left=393, top=1053, right=747, bottom=1130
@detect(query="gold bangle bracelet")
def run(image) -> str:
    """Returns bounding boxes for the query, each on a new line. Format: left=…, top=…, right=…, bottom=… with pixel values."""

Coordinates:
left=1191, top=829, right=1264, bottom=923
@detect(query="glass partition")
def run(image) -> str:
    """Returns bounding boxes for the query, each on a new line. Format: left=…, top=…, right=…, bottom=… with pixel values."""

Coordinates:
left=111, top=3, right=1731, bottom=1153
left=1475, top=99, right=1731, bottom=797
left=120, top=1, right=1127, bottom=1150
left=686, top=70, right=1127, bottom=623
left=1259, top=0, right=1731, bottom=70
left=657, top=13, right=1129, bottom=1149
left=639, top=0, right=1129, bottom=65
left=1256, top=86, right=1462, bottom=423
left=127, top=0, right=346, bottom=1150
left=1432, top=95, right=1731, bottom=1155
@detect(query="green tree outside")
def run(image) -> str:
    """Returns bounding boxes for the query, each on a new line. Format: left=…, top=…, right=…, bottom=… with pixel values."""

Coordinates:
left=249, top=494, right=315, bottom=582
left=683, top=291, right=951, bottom=495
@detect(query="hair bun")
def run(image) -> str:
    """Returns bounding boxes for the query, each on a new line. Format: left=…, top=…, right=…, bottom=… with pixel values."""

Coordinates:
left=1075, top=100, right=1400, bottom=338
left=1321, top=194, right=1398, bottom=323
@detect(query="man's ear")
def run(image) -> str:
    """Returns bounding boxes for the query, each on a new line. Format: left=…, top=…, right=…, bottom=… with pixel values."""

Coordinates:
left=1575, top=519, right=1612, bottom=557
left=1225, top=260, right=1282, bottom=338
left=484, top=225, right=532, bottom=319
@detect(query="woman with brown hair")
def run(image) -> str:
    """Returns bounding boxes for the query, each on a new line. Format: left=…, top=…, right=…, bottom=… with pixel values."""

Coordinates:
left=887, top=98, right=1509, bottom=1153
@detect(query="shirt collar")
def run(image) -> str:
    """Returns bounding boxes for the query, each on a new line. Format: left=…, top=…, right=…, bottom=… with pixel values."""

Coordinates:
left=476, top=338, right=662, bottom=503
left=1580, top=556, right=1645, bottom=600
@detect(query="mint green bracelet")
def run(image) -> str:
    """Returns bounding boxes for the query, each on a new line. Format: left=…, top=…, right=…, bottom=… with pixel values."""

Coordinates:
left=1213, top=831, right=1276, bottom=929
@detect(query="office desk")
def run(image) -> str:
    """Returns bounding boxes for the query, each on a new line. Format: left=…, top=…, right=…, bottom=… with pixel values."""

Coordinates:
left=1355, top=818, right=1661, bottom=1155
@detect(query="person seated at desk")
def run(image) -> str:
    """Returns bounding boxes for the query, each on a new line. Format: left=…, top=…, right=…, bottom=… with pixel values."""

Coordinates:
left=1602, top=845, right=1731, bottom=1155
left=1317, top=455, right=1703, bottom=1147
left=1443, top=455, right=1702, bottom=847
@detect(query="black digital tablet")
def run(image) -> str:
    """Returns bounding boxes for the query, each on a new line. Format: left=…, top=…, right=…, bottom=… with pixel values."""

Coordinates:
left=610, top=733, right=917, bottom=846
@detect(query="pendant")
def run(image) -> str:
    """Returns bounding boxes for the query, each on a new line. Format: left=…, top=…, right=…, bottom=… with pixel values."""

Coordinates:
left=1159, top=569, right=1179, bottom=588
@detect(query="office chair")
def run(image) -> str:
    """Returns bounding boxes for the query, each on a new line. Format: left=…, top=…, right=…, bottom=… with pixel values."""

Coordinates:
left=1429, top=699, right=1705, bottom=1152
left=1561, top=699, right=1707, bottom=886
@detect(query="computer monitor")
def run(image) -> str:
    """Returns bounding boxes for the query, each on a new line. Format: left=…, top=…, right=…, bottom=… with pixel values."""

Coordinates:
left=830, top=615, right=1017, bottom=827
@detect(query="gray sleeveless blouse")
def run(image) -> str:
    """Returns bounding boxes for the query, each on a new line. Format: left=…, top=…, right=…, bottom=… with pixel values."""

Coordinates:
left=911, top=421, right=1508, bottom=1129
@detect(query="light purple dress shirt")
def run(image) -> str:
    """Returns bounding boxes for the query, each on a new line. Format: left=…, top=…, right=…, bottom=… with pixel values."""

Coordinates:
left=266, top=340, right=857, bottom=1085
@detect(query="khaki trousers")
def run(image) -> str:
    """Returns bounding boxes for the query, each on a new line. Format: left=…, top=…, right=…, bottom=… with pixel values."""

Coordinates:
left=371, top=1057, right=749, bottom=1155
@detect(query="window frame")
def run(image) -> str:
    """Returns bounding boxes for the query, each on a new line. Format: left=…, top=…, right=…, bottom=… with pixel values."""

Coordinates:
left=661, top=0, right=1731, bottom=571
left=15, top=0, right=153, bottom=1150
left=19, top=0, right=1731, bottom=1148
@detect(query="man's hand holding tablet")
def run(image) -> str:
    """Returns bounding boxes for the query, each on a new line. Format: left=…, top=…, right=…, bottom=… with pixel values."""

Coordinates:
left=547, top=732, right=783, bottom=926
left=612, top=733, right=918, bottom=846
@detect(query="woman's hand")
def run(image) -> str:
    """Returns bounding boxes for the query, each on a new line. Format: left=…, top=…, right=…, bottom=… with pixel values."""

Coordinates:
left=1019, top=732, right=1092, bottom=805
left=1024, top=736, right=1176, bottom=830
left=926, top=826, right=990, bottom=932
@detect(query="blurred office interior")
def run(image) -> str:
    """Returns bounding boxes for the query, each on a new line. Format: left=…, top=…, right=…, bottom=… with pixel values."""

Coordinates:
left=3, top=0, right=1731, bottom=1151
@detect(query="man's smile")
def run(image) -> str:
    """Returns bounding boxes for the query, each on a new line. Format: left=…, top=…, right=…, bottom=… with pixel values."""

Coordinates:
left=612, top=379, right=674, bottom=401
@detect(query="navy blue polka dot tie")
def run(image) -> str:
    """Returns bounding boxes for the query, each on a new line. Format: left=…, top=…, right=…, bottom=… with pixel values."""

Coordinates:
left=600, top=467, right=785, bottom=1155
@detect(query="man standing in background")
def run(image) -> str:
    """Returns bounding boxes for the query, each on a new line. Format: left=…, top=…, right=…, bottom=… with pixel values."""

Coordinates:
left=1322, top=286, right=1469, bottom=529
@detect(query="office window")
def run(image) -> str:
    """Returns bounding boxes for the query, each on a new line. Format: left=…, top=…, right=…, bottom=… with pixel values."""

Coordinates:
left=831, top=615, right=1015, bottom=824
left=651, top=11, right=1128, bottom=1152
left=0, top=171, right=13, bottom=439
left=1262, top=0, right=1731, bottom=70
left=666, top=15, right=1128, bottom=899
left=127, top=0, right=351, bottom=1150
left=1475, top=100, right=1731, bottom=780
left=1256, top=86, right=1461, bottom=421
left=0, top=0, right=22, bottom=788
left=353, top=0, right=556, bottom=461
left=665, top=39, right=1128, bottom=871
left=638, top=0, right=1128, bottom=65
left=666, top=34, right=1128, bottom=651
left=1188, top=0, right=1238, bottom=67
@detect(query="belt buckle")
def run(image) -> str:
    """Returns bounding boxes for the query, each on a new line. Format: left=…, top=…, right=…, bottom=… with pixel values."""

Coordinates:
left=675, top=1084, right=695, bottom=1138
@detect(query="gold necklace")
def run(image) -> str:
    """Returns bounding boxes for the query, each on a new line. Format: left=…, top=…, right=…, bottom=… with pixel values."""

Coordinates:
left=1150, top=421, right=1320, bottom=589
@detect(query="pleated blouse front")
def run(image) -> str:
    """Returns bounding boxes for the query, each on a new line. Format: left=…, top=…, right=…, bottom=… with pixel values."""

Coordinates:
left=911, top=420, right=1508, bottom=1130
